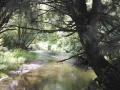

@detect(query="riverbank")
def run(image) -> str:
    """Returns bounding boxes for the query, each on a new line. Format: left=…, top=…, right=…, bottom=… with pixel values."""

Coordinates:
left=0, top=59, right=44, bottom=81
left=8, top=59, right=44, bottom=76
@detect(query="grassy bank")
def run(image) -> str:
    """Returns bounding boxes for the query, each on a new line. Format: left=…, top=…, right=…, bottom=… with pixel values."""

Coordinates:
left=0, top=48, right=39, bottom=78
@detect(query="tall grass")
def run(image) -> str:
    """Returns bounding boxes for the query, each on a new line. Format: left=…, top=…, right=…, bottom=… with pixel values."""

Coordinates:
left=0, top=48, right=39, bottom=77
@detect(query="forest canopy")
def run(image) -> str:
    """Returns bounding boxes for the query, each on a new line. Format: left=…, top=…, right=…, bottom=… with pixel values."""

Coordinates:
left=0, top=0, right=120, bottom=90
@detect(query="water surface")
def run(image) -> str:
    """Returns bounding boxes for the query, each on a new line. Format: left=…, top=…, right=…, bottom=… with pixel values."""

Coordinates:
left=0, top=50, right=97, bottom=90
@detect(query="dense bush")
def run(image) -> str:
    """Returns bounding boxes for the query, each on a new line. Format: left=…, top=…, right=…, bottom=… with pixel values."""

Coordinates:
left=1, top=31, right=18, bottom=49
left=0, top=48, right=38, bottom=77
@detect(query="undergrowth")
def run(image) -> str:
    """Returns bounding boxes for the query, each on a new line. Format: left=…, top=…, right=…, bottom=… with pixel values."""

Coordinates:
left=0, top=47, right=39, bottom=78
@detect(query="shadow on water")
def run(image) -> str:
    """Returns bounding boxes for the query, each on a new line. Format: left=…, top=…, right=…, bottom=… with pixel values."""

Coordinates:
left=0, top=50, right=101, bottom=90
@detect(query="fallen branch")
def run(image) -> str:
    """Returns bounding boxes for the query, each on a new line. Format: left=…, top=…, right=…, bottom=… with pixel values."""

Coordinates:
left=57, top=52, right=84, bottom=63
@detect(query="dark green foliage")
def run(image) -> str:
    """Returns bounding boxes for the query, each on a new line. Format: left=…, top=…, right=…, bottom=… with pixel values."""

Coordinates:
left=1, top=31, right=17, bottom=49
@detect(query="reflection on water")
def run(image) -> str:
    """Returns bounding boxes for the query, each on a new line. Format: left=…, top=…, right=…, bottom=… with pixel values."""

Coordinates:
left=0, top=50, right=97, bottom=90
left=0, top=63, right=96, bottom=90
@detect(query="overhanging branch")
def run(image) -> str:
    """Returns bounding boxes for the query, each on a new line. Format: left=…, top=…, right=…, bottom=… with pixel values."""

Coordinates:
left=1, top=25, right=77, bottom=34
left=57, top=52, right=84, bottom=63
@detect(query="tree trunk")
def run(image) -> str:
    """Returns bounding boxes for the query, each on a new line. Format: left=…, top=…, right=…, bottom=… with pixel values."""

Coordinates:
left=71, top=0, right=120, bottom=89
left=76, top=24, right=120, bottom=90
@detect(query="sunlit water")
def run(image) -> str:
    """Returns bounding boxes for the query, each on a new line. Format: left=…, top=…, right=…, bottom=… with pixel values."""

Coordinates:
left=0, top=50, right=97, bottom=90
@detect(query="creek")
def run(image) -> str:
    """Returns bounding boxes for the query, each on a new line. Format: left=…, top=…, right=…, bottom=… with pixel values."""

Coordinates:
left=0, top=50, right=98, bottom=90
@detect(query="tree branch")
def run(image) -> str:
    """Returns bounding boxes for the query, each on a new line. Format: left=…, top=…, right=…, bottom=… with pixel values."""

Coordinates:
left=64, top=32, right=75, bottom=37
left=107, top=26, right=120, bottom=35
left=57, top=52, right=84, bottom=63
left=91, top=0, right=101, bottom=12
left=89, top=0, right=101, bottom=26
left=1, top=25, right=77, bottom=34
